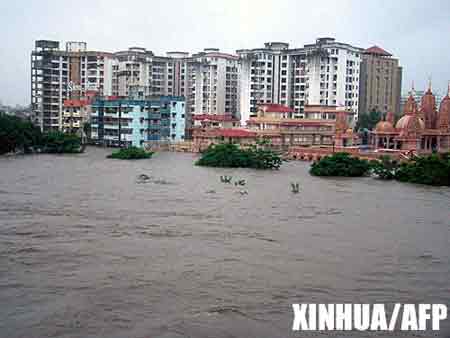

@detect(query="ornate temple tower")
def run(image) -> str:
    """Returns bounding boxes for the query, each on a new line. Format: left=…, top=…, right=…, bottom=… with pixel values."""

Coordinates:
left=420, top=81, right=437, bottom=129
left=438, top=85, right=450, bottom=132
left=395, top=94, right=425, bottom=150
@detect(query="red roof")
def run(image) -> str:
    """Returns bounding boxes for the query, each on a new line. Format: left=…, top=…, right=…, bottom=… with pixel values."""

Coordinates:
left=63, top=99, right=90, bottom=107
left=193, top=114, right=238, bottom=122
left=216, top=128, right=256, bottom=138
left=106, top=95, right=122, bottom=100
left=364, top=46, right=392, bottom=56
left=259, top=103, right=295, bottom=113
left=85, top=90, right=99, bottom=97
left=246, top=119, right=334, bottom=126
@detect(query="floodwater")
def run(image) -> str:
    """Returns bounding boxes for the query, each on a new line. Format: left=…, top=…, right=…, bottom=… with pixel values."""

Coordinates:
left=0, top=147, right=449, bottom=338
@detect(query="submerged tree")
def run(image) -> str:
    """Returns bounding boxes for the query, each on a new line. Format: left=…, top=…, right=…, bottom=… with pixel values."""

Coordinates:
left=196, top=143, right=282, bottom=170
left=394, top=153, right=450, bottom=186
left=0, top=115, right=42, bottom=154
left=41, top=132, right=83, bottom=154
left=107, top=146, right=153, bottom=160
left=310, top=152, right=372, bottom=177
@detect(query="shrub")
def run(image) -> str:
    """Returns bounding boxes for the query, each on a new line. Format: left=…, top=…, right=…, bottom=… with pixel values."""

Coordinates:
left=394, top=153, right=450, bottom=186
left=41, top=132, right=83, bottom=153
left=195, top=143, right=282, bottom=170
left=107, top=146, right=153, bottom=160
left=310, top=152, right=371, bottom=177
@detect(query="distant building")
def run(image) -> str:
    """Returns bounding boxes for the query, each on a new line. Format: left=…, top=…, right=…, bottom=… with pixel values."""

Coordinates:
left=238, top=38, right=363, bottom=126
left=32, top=40, right=241, bottom=133
left=359, top=46, right=402, bottom=116
left=31, top=40, right=114, bottom=132
left=246, top=103, right=358, bottom=147
left=90, top=96, right=185, bottom=147
left=192, top=114, right=240, bottom=128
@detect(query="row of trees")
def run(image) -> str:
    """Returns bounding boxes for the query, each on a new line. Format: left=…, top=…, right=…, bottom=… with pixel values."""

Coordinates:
left=0, top=115, right=83, bottom=154
left=310, top=152, right=450, bottom=186
left=0, top=115, right=42, bottom=154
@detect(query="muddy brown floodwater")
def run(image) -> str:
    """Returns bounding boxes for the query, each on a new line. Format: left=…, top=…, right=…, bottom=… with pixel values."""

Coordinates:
left=0, top=147, right=449, bottom=338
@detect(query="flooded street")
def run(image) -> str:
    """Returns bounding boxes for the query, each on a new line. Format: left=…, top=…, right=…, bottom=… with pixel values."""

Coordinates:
left=1, top=147, right=449, bottom=338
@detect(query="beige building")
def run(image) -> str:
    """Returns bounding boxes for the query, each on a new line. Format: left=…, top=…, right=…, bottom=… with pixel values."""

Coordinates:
left=359, top=46, right=402, bottom=116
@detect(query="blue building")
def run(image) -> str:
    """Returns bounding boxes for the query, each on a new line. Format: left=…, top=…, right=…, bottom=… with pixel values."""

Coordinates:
left=91, top=96, right=185, bottom=147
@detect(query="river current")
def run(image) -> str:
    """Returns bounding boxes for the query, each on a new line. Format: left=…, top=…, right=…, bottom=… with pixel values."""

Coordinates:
left=0, top=147, right=449, bottom=338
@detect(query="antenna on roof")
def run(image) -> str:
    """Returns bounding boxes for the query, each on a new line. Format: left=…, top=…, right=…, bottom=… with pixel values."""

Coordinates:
left=428, top=76, right=432, bottom=92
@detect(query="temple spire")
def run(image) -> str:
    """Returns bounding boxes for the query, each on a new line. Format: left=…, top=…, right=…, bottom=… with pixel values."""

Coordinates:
left=411, top=80, right=416, bottom=96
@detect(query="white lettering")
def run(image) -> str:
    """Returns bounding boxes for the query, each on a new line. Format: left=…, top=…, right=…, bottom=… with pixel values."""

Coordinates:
left=318, top=304, right=334, bottom=330
left=354, top=304, right=370, bottom=331
left=418, top=304, right=431, bottom=330
left=292, top=304, right=309, bottom=331
left=388, top=303, right=401, bottom=331
left=401, top=304, right=418, bottom=330
left=432, top=304, right=447, bottom=330
left=335, top=304, right=352, bottom=330
left=290, top=303, right=446, bottom=331
left=371, top=304, right=388, bottom=330
left=308, top=304, right=317, bottom=330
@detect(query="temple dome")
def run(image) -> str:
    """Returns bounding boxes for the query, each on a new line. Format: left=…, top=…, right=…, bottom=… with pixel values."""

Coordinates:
left=375, top=120, right=395, bottom=133
left=395, top=115, right=425, bottom=130
left=396, top=93, right=425, bottom=133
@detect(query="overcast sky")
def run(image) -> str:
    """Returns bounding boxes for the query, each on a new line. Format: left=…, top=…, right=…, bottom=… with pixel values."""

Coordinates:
left=1, top=0, right=449, bottom=106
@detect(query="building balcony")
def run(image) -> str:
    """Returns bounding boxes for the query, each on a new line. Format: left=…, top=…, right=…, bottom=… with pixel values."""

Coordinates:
left=104, top=125, right=119, bottom=129
left=63, top=112, right=81, bottom=118
left=148, top=113, right=161, bottom=119
left=63, top=121, right=81, bottom=128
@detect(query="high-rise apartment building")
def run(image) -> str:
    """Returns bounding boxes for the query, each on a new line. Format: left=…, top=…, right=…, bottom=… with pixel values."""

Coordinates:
left=190, top=49, right=240, bottom=117
left=303, top=38, right=362, bottom=117
left=359, top=46, right=402, bottom=116
left=238, top=38, right=363, bottom=125
left=31, top=40, right=114, bottom=132
left=32, top=40, right=241, bottom=132
left=237, top=42, right=291, bottom=121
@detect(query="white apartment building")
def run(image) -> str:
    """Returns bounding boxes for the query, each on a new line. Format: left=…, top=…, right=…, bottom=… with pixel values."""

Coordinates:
left=109, top=47, right=240, bottom=132
left=303, top=38, right=362, bottom=123
left=237, top=42, right=291, bottom=124
left=237, top=38, right=363, bottom=126
left=190, top=49, right=239, bottom=116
